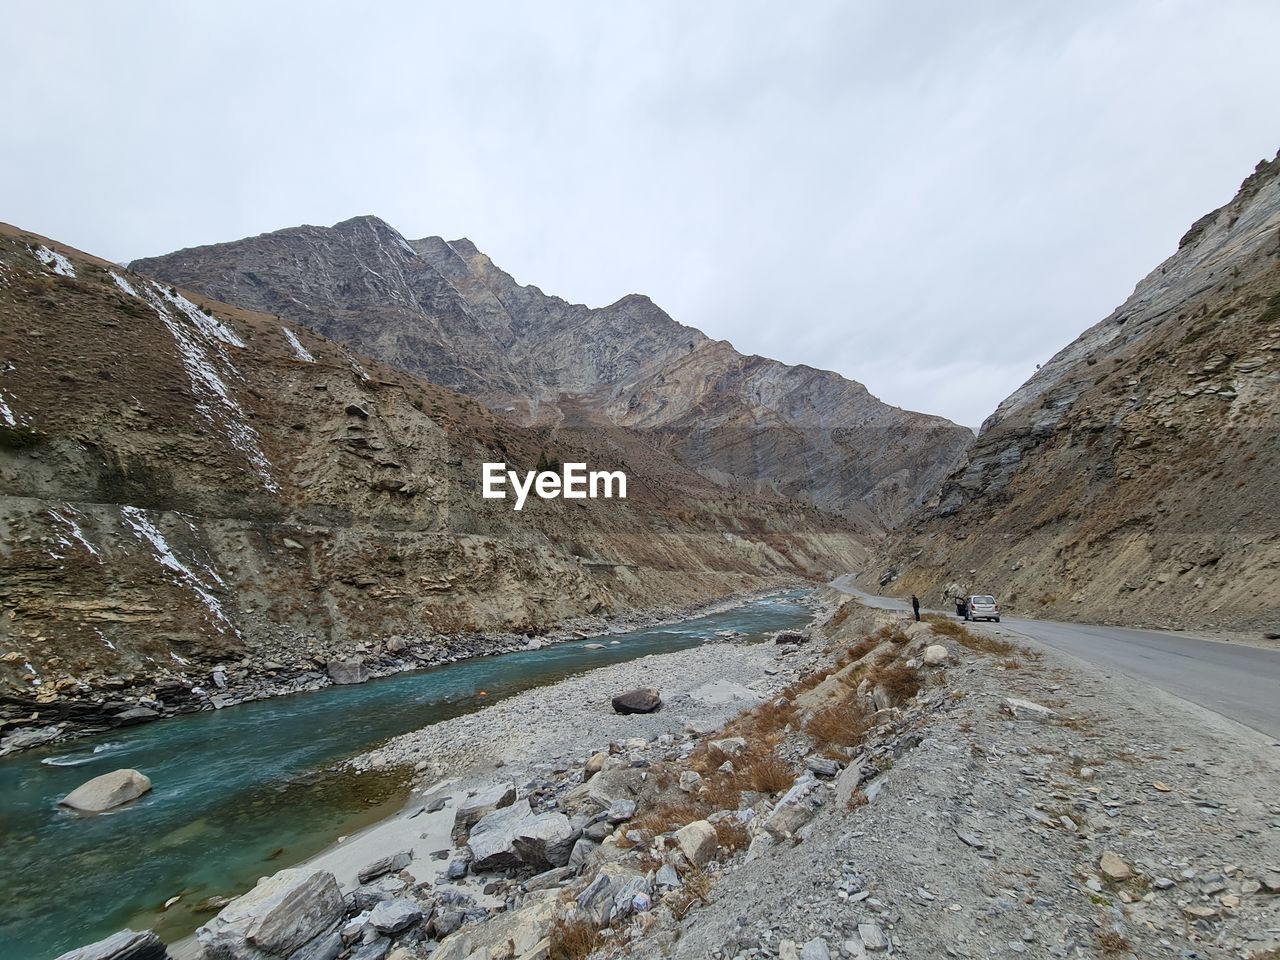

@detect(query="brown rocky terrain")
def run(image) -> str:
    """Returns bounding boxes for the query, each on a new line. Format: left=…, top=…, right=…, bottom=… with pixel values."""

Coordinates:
left=0, top=224, right=869, bottom=743
left=132, top=220, right=972, bottom=528
left=881, top=152, right=1280, bottom=631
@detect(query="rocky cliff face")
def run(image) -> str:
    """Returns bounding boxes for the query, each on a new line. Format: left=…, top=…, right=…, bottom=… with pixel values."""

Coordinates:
left=0, top=224, right=868, bottom=734
left=882, top=153, right=1280, bottom=630
left=133, top=220, right=972, bottom=527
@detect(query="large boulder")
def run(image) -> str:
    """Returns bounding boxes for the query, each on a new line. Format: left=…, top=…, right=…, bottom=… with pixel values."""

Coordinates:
left=467, top=800, right=580, bottom=871
left=196, top=868, right=345, bottom=960
left=451, top=781, right=516, bottom=842
left=326, top=660, right=370, bottom=685
left=674, top=820, right=718, bottom=867
left=512, top=812, right=580, bottom=869
left=561, top=765, right=656, bottom=816
left=467, top=799, right=535, bottom=870
left=60, top=769, right=152, bottom=813
left=54, top=930, right=169, bottom=960
left=611, top=688, right=661, bottom=714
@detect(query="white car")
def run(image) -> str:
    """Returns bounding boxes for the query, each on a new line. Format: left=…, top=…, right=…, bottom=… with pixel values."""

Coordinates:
left=966, top=595, right=1000, bottom=622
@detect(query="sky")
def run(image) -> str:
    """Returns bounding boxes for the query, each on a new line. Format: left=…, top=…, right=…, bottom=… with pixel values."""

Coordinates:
left=5, top=2, right=1279, bottom=428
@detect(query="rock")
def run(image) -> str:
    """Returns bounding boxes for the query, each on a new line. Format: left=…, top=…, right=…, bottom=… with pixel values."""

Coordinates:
left=584, top=643, right=606, bottom=649
left=606, top=798, right=637, bottom=823
left=1183, top=904, right=1219, bottom=920
left=923, top=644, right=950, bottom=665
left=655, top=863, right=681, bottom=889
left=1260, top=871, right=1280, bottom=893
left=1100, top=850, right=1132, bottom=882
left=859, top=921, right=888, bottom=952
left=433, top=897, right=557, bottom=960
left=60, top=769, right=152, bottom=813
left=196, top=868, right=344, bottom=960
left=385, top=636, right=407, bottom=654
left=584, top=751, right=607, bottom=777
left=367, top=899, right=424, bottom=935
left=568, top=836, right=598, bottom=869
left=115, top=706, right=160, bottom=724
left=1, top=723, right=66, bottom=752
left=779, top=942, right=799, bottom=960
left=612, top=687, right=662, bottom=714
left=53, top=930, right=169, bottom=960
left=467, top=799, right=578, bottom=870
left=511, top=812, right=580, bottom=869
left=451, top=782, right=516, bottom=841
left=674, top=820, right=718, bottom=867
left=524, top=865, right=574, bottom=891
left=326, top=660, right=370, bottom=685
left=679, top=770, right=703, bottom=793
left=445, top=859, right=468, bottom=880
left=833, top=759, right=866, bottom=806
left=1003, top=697, right=1056, bottom=722
left=709, top=737, right=747, bottom=755
left=348, top=939, right=390, bottom=960
left=430, top=908, right=464, bottom=938
left=357, top=850, right=412, bottom=884
left=800, top=939, right=831, bottom=960
left=805, top=756, right=840, bottom=778
left=468, top=799, right=535, bottom=870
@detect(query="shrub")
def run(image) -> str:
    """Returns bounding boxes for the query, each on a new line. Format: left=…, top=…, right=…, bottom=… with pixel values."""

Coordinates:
left=738, top=754, right=793, bottom=794
left=713, top=817, right=750, bottom=853
left=806, top=701, right=867, bottom=754
left=548, top=916, right=606, bottom=960
left=873, top=662, right=921, bottom=703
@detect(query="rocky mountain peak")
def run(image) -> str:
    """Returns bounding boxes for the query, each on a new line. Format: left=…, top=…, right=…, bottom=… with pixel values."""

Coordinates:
left=134, top=218, right=974, bottom=525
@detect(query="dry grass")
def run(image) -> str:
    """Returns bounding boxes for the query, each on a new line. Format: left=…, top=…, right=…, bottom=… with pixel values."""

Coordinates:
left=1095, top=930, right=1133, bottom=956
left=924, top=615, right=1015, bottom=655
left=548, top=916, right=607, bottom=960
left=830, top=603, right=854, bottom=628
left=871, top=661, right=921, bottom=703
left=629, top=800, right=709, bottom=839
left=805, top=701, right=868, bottom=755
left=713, top=817, right=750, bottom=853
left=669, top=866, right=714, bottom=919
left=871, top=623, right=909, bottom=644
left=737, top=754, right=794, bottom=793
left=835, top=636, right=879, bottom=667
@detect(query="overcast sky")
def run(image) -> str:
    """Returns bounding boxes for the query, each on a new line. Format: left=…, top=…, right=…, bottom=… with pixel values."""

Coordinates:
left=5, top=2, right=1278, bottom=427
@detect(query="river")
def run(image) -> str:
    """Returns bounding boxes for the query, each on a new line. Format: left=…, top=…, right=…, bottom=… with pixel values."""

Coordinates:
left=0, top=591, right=812, bottom=960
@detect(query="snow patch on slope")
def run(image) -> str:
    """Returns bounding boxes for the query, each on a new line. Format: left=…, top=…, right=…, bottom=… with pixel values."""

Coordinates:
left=121, top=506, right=238, bottom=635
left=110, top=271, right=278, bottom=491
left=282, top=327, right=315, bottom=362
left=49, top=506, right=100, bottom=558
left=34, top=245, right=75, bottom=277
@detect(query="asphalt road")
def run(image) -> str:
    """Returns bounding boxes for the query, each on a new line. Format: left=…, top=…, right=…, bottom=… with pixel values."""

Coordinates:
left=830, top=575, right=1280, bottom=740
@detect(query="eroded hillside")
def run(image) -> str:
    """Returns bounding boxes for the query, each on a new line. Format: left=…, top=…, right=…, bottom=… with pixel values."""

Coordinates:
left=0, top=225, right=868, bottom=733
left=881, top=153, right=1280, bottom=630
left=133, top=221, right=972, bottom=526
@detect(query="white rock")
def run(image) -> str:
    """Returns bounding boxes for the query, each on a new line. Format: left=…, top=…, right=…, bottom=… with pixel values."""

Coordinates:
left=60, top=769, right=152, bottom=813
left=673, top=820, right=718, bottom=866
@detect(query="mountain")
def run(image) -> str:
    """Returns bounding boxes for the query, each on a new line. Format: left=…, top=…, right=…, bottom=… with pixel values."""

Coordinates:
left=0, top=223, right=869, bottom=733
left=132, top=220, right=972, bottom=528
left=880, top=152, right=1280, bottom=630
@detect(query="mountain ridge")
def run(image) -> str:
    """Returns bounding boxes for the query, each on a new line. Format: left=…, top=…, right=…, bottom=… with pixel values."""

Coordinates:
left=879, top=151, right=1280, bottom=631
left=133, top=220, right=973, bottom=527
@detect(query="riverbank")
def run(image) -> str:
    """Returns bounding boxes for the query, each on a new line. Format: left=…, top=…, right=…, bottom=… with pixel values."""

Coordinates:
left=167, top=585, right=1280, bottom=960
left=0, top=580, right=808, bottom=759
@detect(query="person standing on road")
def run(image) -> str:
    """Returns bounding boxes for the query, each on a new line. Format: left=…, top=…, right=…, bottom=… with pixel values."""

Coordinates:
left=911, top=594, right=921, bottom=621
left=956, top=596, right=968, bottom=620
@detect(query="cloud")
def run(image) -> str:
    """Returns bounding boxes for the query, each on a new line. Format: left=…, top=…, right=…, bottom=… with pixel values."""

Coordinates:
left=4, top=0, right=1278, bottom=428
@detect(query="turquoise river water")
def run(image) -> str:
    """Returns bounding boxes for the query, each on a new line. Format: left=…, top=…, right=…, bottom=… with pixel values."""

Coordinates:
left=0, top=592, right=811, bottom=960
